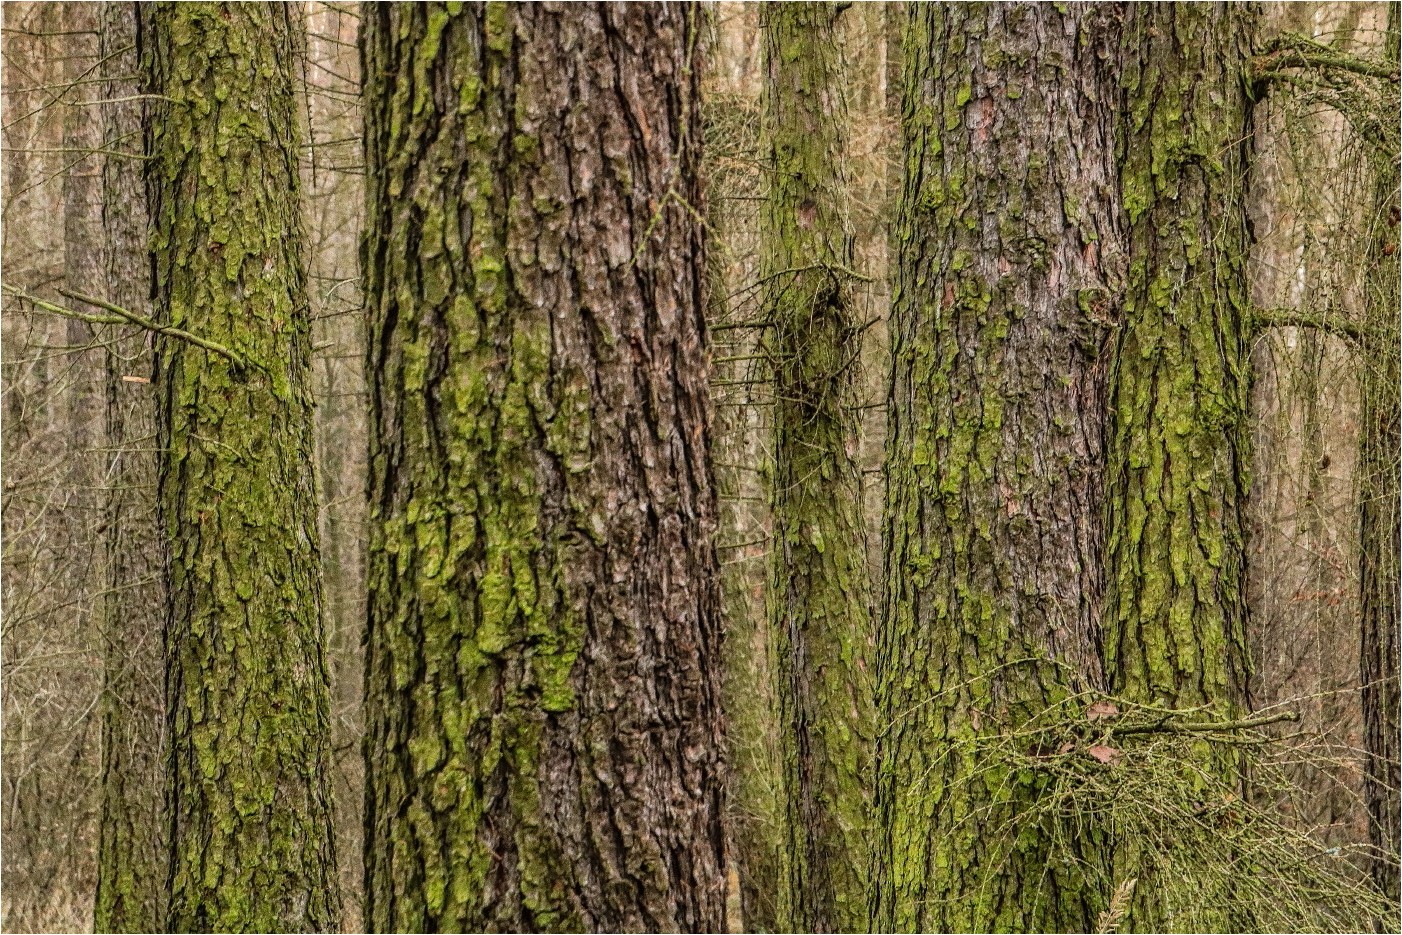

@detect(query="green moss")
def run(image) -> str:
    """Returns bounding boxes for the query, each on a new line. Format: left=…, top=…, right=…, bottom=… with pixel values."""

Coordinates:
left=147, top=4, right=341, bottom=931
left=362, top=5, right=721, bottom=929
left=760, top=5, right=875, bottom=931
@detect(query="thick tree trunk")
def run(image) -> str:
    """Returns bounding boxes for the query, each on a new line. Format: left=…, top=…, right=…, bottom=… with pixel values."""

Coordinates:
left=360, top=4, right=727, bottom=930
left=1360, top=5, right=1400, bottom=906
left=145, top=4, right=342, bottom=931
left=93, top=3, right=167, bottom=931
left=1107, top=4, right=1256, bottom=928
left=873, top=5, right=1123, bottom=931
left=759, top=4, right=873, bottom=931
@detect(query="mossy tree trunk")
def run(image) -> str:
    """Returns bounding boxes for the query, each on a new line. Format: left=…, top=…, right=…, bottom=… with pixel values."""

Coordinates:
left=1360, top=4, right=1400, bottom=906
left=145, top=4, right=342, bottom=930
left=1108, top=2, right=1255, bottom=716
left=94, top=3, right=167, bottom=931
left=1107, top=3, right=1256, bottom=927
left=872, top=5, right=1123, bottom=931
left=360, top=4, right=727, bottom=930
left=759, top=4, right=873, bottom=931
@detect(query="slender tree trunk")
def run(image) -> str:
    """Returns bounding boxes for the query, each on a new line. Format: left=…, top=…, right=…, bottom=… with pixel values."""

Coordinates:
left=145, top=4, right=341, bottom=930
left=759, top=4, right=873, bottom=931
left=1361, top=4, right=1400, bottom=907
left=360, top=4, right=727, bottom=930
left=705, top=71, right=785, bottom=934
left=1107, top=4, right=1256, bottom=927
left=93, top=3, right=167, bottom=931
left=712, top=246, right=783, bottom=935
left=61, top=1, right=102, bottom=427
left=873, top=5, right=1123, bottom=931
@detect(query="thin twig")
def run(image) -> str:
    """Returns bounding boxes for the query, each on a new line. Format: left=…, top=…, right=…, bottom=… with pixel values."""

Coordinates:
left=1112, top=709, right=1300, bottom=738
left=1252, top=34, right=1400, bottom=84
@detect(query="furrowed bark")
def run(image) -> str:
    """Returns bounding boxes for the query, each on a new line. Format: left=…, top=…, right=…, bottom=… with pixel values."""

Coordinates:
left=94, top=3, right=167, bottom=931
left=145, top=4, right=342, bottom=930
left=873, top=5, right=1123, bottom=931
left=1107, top=1, right=1255, bottom=723
left=759, top=4, right=873, bottom=931
left=1107, top=3, right=1257, bottom=927
left=360, top=4, right=727, bottom=930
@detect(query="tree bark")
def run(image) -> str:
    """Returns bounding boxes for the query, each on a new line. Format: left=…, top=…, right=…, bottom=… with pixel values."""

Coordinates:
left=873, top=5, right=1123, bottom=931
left=145, top=4, right=342, bottom=930
left=360, top=4, right=727, bottom=930
left=1360, top=3, right=1400, bottom=908
left=1106, top=3, right=1257, bottom=927
left=759, top=4, right=873, bottom=931
left=1107, top=1, right=1255, bottom=720
left=93, top=3, right=168, bottom=931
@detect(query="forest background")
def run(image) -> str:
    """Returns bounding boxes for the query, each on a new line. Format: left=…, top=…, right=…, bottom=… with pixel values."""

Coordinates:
left=0, top=2, right=1398, bottom=933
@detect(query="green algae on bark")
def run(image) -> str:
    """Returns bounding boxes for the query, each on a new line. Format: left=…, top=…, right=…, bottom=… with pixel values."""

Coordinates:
left=361, top=4, right=727, bottom=930
left=1108, top=0, right=1256, bottom=726
left=872, top=5, right=1125, bottom=931
left=146, top=3, right=342, bottom=930
left=760, top=3, right=875, bottom=930
left=1105, top=4, right=1258, bottom=928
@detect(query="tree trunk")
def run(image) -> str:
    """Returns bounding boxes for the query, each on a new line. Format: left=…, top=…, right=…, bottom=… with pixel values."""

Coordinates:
left=1107, top=0, right=1255, bottom=721
left=93, top=3, right=167, bottom=931
left=145, top=4, right=342, bottom=930
left=61, top=1, right=103, bottom=440
left=1360, top=4, right=1400, bottom=907
left=759, top=4, right=873, bottom=931
left=1107, top=3, right=1256, bottom=927
left=360, top=4, right=727, bottom=930
left=873, top=5, right=1123, bottom=931
left=704, top=52, right=784, bottom=931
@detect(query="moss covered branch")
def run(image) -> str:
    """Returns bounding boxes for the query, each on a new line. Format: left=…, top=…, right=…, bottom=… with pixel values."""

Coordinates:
left=1252, top=33, right=1400, bottom=84
left=2, top=281, right=255, bottom=371
left=1251, top=305, right=1380, bottom=345
left=1108, top=709, right=1299, bottom=737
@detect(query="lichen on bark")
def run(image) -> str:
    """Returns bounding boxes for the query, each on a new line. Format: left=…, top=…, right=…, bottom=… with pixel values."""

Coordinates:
left=872, top=5, right=1124, bottom=931
left=361, top=4, right=727, bottom=930
left=146, top=3, right=342, bottom=930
